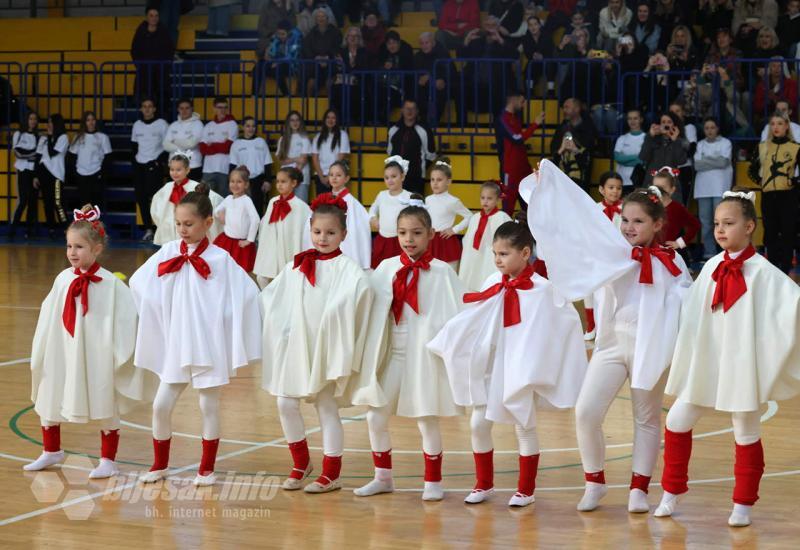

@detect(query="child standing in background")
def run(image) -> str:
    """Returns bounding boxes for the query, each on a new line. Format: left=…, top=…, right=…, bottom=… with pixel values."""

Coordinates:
left=425, top=158, right=473, bottom=270
left=213, top=166, right=260, bottom=272
left=229, top=116, right=273, bottom=217
left=369, top=156, right=412, bottom=268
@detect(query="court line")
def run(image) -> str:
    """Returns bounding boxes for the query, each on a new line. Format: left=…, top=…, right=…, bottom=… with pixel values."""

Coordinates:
left=0, top=358, right=31, bottom=367
left=0, top=305, right=40, bottom=311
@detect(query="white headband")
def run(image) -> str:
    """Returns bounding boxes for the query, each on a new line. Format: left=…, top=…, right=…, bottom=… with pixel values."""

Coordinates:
left=169, top=149, right=194, bottom=162
left=723, top=190, right=756, bottom=203
left=647, top=185, right=663, bottom=198
left=406, top=198, right=426, bottom=208
left=434, top=160, right=451, bottom=168
left=385, top=155, right=410, bottom=175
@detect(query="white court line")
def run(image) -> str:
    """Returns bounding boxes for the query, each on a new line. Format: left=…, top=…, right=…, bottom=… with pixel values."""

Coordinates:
left=0, top=358, right=31, bottom=367
left=0, top=305, right=40, bottom=311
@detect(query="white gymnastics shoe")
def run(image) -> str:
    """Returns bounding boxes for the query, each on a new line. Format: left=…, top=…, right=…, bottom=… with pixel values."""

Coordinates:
left=304, top=478, right=342, bottom=494
left=576, top=482, right=608, bottom=511
left=728, top=504, right=752, bottom=527
left=422, top=481, right=444, bottom=501
left=653, top=491, right=681, bottom=517
left=89, top=458, right=119, bottom=479
left=464, top=488, right=494, bottom=504
left=23, top=450, right=65, bottom=471
left=353, top=468, right=394, bottom=497
left=193, top=472, right=216, bottom=487
left=140, top=469, right=169, bottom=484
left=508, top=492, right=535, bottom=507
left=281, top=465, right=313, bottom=490
left=628, top=488, right=650, bottom=513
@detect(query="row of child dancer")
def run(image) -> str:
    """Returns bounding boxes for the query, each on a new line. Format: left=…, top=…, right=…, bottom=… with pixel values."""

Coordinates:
left=26, top=158, right=799, bottom=527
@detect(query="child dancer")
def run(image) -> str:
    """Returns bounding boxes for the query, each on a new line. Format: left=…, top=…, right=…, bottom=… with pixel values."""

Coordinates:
left=583, top=172, right=624, bottom=340
left=425, top=158, right=473, bottom=269
left=368, top=156, right=412, bottom=268
left=229, top=116, right=273, bottom=217
left=26, top=205, right=156, bottom=478
left=521, top=159, right=692, bottom=513
left=213, top=166, right=260, bottom=272
left=429, top=221, right=588, bottom=507
left=131, top=185, right=262, bottom=486
left=651, top=167, right=700, bottom=252
left=655, top=191, right=800, bottom=527
left=150, top=151, right=223, bottom=246
left=352, top=196, right=465, bottom=501
left=253, top=167, right=312, bottom=288
left=458, top=181, right=513, bottom=291
left=302, top=160, right=371, bottom=269
left=261, top=195, right=374, bottom=493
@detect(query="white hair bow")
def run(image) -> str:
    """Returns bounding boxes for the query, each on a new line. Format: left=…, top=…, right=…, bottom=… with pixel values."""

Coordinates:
left=723, top=190, right=756, bottom=203
left=647, top=185, right=663, bottom=198
left=73, top=205, right=101, bottom=222
left=408, top=198, right=426, bottom=208
left=169, top=149, right=194, bottom=162
left=434, top=160, right=451, bottom=168
left=385, top=155, right=410, bottom=175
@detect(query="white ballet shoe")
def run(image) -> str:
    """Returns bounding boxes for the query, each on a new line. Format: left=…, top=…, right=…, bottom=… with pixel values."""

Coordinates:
left=728, top=504, right=752, bottom=527
left=140, top=469, right=169, bottom=484
left=583, top=328, right=596, bottom=341
left=281, top=465, right=313, bottom=490
left=23, top=450, right=65, bottom=471
left=464, top=488, right=494, bottom=504
left=193, top=472, right=216, bottom=487
left=508, top=492, right=535, bottom=507
left=89, top=458, right=119, bottom=479
left=353, top=477, right=395, bottom=497
left=303, top=477, right=342, bottom=494
left=628, top=488, right=650, bottom=513
left=422, top=481, right=444, bottom=501
left=577, top=482, right=608, bottom=511
left=653, top=491, right=681, bottom=517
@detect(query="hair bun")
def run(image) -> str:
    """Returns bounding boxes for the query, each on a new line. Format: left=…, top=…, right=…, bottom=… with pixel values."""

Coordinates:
left=194, top=182, right=211, bottom=196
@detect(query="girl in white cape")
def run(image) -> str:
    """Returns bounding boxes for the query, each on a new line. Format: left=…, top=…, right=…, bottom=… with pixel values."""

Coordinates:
left=26, top=205, right=156, bottom=478
left=458, top=181, right=512, bottom=291
left=654, top=191, right=800, bottom=527
left=261, top=194, right=374, bottom=493
left=253, top=167, right=311, bottom=288
left=521, top=159, right=692, bottom=513
left=131, top=185, right=262, bottom=487
left=428, top=221, right=588, bottom=507
left=351, top=195, right=465, bottom=501
left=301, top=160, right=371, bottom=269
left=150, top=150, right=223, bottom=246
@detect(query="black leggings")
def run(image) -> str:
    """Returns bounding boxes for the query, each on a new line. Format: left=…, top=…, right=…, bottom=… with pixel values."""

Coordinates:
left=11, top=170, right=38, bottom=230
left=249, top=174, right=267, bottom=218
left=761, top=188, right=798, bottom=273
left=133, top=160, right=165, bottom=229
left=37, top=167, right=68, bottom=230
left=76, top=171, right=104, bottom=210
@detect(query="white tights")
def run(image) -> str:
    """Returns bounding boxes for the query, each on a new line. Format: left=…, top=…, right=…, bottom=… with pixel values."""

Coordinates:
left=277, top=384, right=343, bottom=456
left=470, top=406, right=540, bottom=455
left=366, top=406, right=442, bottom=456
left=152, top=382, right=220, bottom=441
left=666, top=399, right=761, bottom=445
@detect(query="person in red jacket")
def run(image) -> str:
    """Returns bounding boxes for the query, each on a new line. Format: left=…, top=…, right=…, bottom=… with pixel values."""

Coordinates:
left=543, top=0, right=579, bottom=36
left=496, top=91, right=544, bottom=214
left=435, top=0, right=481, bottom=50
left=753, top=59, right=799, bottom=126
left=653, top=168, right=700, bottom=255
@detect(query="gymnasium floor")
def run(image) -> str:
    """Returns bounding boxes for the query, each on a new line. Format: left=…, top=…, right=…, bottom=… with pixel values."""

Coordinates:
left=0, top=241, right=798, bottom=549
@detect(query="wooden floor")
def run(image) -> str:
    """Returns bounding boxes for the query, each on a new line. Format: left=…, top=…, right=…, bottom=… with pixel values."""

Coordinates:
left=0, top=242, right=798, bottom=549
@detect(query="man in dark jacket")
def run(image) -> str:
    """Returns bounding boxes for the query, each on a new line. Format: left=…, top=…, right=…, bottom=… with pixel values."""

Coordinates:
left=550, top=98, right=597, bottom=192
left=387, top=99, right=437, bottom=194
left=413, top=31, right=460, bottom=124
left=130, top=7, right=175, bottom=106
left=301, top=8, right=343, bottom=95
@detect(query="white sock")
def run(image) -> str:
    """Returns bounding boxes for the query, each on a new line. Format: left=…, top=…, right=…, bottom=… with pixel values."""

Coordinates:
left=728, top=503, right=753, bottom=527
left=353, top=468, right=394, bottom=497
left=653, top=491, right=681, bottom=517
left=576, top=482, right=608, bottom=511
left=23, top=450, right=65, bottom=471
left=422, top=481, right=444, bottom=501
left=89, top=458, right=119, bottom=479
left=628, top=488, right=650, bottom=513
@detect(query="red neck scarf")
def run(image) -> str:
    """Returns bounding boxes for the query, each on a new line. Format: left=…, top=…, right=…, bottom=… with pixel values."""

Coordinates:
left=293, top=248, right=342, bottom=286
left=391, top=250, right=434, bottom=324
left=602, top=200, right=621, bottom=221
left=463, top=263, right=535, bottom=327
left=269, top=193, right=295, bottom=224
left=631, top=245, right=682, bottom=284
left=473, top=208, right=499, bottom=250
left=62, top=262, right=102, bottom=337
left=711, top=245, right=756, bottom=312
left=157, top=238, right=212, bottom=279
left=169, top=179, right=189, bottom=205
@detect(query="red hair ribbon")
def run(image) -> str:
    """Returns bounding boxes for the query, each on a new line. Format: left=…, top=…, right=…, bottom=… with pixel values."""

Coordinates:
left=494, top=180, right=507, bottom=200
left=311, top=193, right=348, bottom=213
left=650, top=166, right=680, bottom=177
left=73, top=206, right=106, bottom=237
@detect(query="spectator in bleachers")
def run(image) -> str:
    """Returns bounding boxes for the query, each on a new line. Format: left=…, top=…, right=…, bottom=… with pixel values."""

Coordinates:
left=436, top=0, right=481, bottom=51
left=613, top=109, right=646, bottom=188
left=229, top=116, right=273, bottom=217
left=733, top=0, right=778, bottom=58
left=638, top=111, right=689, bottom=186
left=543, top=0, right=579, bottom=38
left=387, top=99, right=437, bottom=195
left=693, top=117, right=732, bottom=260
left=276, top=110, right=312, bottom=201
left=550, top=98, right=597, bottom=191
left=703, top=27, right=743, bottom=90
left=331, top=26, right=373, bottom=123
left=641, top=51, right=674, bottom=117
left=296, top=0, right=335, bottom=35
left=754, top=59, right=798, bottom=126
left=254, top=19, right=302, bottom=96
left=256, top=0, right=295, bottom=59
left=413, top=32, right=458, bottom=124
left=753, top=27, right=782, bottom=60
left=565, top=11, right=595, bottom=45
left=653, top=0, right=688, bottom=51
left=597, top=0, right=633, bottom=52
left=158, top=0, right=183, bottom=49
left=361, top=10, right=387, bottom=58
left=312, top=108, right=350, bottom=194
left=35, top=113, right=69, bottom=238
left=377, top=30, right=414, bottom=119
left=585, top=52, right=621, bottom=139
left=9, top=111, right=39, bottom=240
left=130, top=6, right=174, bottom=105
left=759, top=100, right=800, bottom=141
left=131, top=97, right=168, bottom=243
left=301, top=8, right=342, bottom=95
left=163, top=98, right=205, bottom=181
left=206, top=0, right=236, bottom=37
left=617, top=32, right=650, bottom=111
left=374, top=0, right=402, bottom=27
left=697, top=0, right=733, bottom=49
left=522, top=16, right=555, bottom=96
left=555, top=27, right=591, bottom=96
left=668, top=101, right=697, bottom=203
left=776, top=0, right=800, bottom=56
left=629, top=2, right=661, bottom=54
left=665, top=25, right=699, bottom=72
left=488, top=0, right=527, bottom=48
left=69, top=111, right=112, bottom=210
left=199, top=97, right=239, bottom=196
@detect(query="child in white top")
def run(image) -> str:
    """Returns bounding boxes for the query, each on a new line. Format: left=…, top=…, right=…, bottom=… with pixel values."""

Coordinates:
left=213, top=166, right=261, bottom=272
left=69, top=111, right=112, bottom=209
left=458, top=181, right=513, bottom=291
left=368, top=156, right=412, bottom=268
left=229, top=116, right=273, bottom=216
left=693, top=117, right=733, bottom=260
left=312, top=109, right=350, bottom=194
left=425, top=157, right=473, bottom=269
left=275, top=110, right=312, bottom=201
left=613, top=110, right=646, bottom=188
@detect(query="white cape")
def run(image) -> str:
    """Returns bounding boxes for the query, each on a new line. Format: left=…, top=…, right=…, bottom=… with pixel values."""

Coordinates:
left=458, top=210, right=513, bottom=291
left=254, top=196, right=311, bottom=279
left=130, top=240, right=262, bottom=388
left=302, top=192, right=372, bottom=269
left=150, top=179, right=224, bottom=246
left=428, top=271, right=588, bottom=428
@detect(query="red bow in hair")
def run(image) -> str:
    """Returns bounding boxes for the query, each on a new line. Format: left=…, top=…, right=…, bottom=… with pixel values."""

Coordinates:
left=269, top=193, right=295, bottom=224
left=73, top=206, right=106, bottom=236
left=157, top=238, right=212, bottom=279
left=463, top=263, right=535, bottom=327
left=62, top=262, right=102, bottom=337
left=293, top=248, right=343, bottom=286
left=650, top=166, right=681, bottom=177
left=711, top=245, right=756, bottom=312
left=631, top=246, right=682, bottom=284
left=601, top=200, right=621, bottom=221
left=391, top=250, right=433, bottom=324
left=169, top=179, right=189, bottom=205
left=494, top=180, right=507, bottom=200
left=473, top=207, right=499, bottom=250
left=311, top=193, right=348, bottom=212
